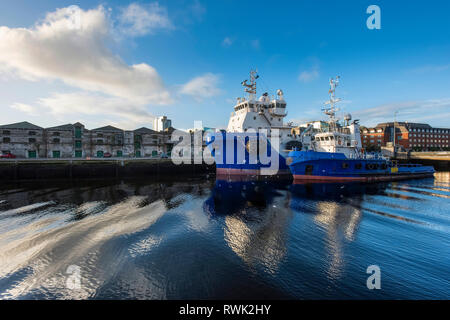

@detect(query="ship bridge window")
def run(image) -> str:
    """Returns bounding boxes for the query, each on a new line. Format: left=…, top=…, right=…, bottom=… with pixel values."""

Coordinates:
left=355, top=163, right=362, bottom=169
left=316, top=137, right=320, bottom=141
left=325, top=136, right=330, bottom=141
left=320, top=137, right=325, bottom=141
left=342, top=162, right=349, bottom=169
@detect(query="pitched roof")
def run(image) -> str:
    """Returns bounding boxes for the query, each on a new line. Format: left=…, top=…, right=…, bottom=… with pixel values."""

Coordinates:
left=92, top=125, right=123, bottom=132
left=134, top=127, right=158, bottom=134
left=46, top=123, right=74, bottom=131
left=0, top=121, right=43, bottom=130
left=377, top=122, right=432, bottom=129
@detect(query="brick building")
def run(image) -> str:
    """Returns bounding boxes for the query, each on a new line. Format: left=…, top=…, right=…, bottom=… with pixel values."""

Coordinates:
left=361, top=122, right=450, bottom=151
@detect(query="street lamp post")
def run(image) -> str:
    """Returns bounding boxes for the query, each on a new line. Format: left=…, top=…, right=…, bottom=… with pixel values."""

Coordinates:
left=393, top=111, right=398, bottom=158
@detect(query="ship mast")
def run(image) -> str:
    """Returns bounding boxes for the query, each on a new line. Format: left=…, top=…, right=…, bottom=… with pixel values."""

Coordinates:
left=241, top=69, right=259, bottom=101
left=322, top=76, right=341, bottom=132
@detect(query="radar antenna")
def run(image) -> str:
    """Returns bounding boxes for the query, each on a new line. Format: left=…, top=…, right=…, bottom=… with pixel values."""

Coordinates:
left=241, top=69, right=259, bottom=100
left=322, top=76, right=341, bottom=131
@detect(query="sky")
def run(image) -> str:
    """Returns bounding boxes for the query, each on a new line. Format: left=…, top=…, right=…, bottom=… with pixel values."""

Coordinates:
left=0, top=0, right=449, bottom=130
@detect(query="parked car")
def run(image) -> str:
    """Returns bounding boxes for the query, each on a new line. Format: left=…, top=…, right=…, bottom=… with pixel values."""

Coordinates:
left=0, top=152, right=16, bottom=159
left=103, top=152, right=112, bottom=158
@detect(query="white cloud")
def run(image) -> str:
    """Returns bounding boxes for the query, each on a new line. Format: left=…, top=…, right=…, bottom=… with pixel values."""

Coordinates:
left=298, top=69, right=319, bottom=82
left=189, top=0, right=206, bottom=21
left=118, top=2, right=173, bottom=36
left=0, top=5, right=172, bottom=105
left=353, top=98, right=450, bottom=127
left=222, top=37, right=233, bottom=47
left=10, top=103, right=36, bottom=116
left=180, top=73, right=222, bottom=101
left=410, top=64, right=450, bottom=74
left=37, top=92, right=156, bottom=130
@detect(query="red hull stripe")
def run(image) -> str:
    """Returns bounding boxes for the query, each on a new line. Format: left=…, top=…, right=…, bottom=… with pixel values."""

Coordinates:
left=216, top=168, right=291, bottom=176
left=293, top=173, right=434, bottom=182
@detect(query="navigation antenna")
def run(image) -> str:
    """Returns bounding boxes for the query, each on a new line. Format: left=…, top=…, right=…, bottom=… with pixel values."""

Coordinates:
left=241, top=69, right=259, bottom=101
left=322, top=76, right=341, bottom=131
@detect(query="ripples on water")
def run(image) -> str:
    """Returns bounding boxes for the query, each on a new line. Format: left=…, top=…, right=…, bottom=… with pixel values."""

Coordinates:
left=0, top=173, right=449, bottom=299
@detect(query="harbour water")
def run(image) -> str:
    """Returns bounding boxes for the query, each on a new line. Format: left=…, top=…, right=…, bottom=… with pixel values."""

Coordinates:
left=0, top=173, right=449, bottom=299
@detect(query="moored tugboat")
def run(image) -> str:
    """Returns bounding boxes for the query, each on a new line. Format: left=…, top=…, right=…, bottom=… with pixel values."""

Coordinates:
left=287, top=77, right=435, bottom=182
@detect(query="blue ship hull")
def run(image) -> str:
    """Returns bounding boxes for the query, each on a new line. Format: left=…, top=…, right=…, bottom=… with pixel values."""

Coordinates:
left=206, top=131, right=290, bottom=176
left=287, top=150, right=435, bottom=182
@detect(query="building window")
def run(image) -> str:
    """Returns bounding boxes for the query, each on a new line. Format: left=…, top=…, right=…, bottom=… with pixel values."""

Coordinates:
left=3, top=137, right=11, bottom=143
left=2, top=130, right=10, bottom=135
left=53, top=132, right=60, bottom=136
left=97, top=139, right=103, bottom=144
left=52, top=151, right=61, bottom=158
left=97, top=133, right=103, bottom=138
left=75, top=127, right=82, bottom=138
left=29, top=138, right=36, bottom=143
left=52, top=138, right=60, bottom=143
left=75, top=140, right=82, bottom=149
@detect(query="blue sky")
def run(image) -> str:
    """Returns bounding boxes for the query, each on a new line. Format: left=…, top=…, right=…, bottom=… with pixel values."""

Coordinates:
left=0, top=0, right=449, bottom=130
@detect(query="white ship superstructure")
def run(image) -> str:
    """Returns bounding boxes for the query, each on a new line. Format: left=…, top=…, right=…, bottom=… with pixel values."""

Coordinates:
left=311, top=76, right=364, bottom=159
left=226, top=70, right=310, bottom=155
left=207, top=69, right=313, bottom=176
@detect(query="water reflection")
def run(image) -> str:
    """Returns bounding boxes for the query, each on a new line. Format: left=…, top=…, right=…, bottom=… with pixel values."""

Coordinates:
left=206, top=179, right=391, bottom=282
left=204, top=177, right=292, bottom=274
left=0, top=178, right=213, bottom=299
left=290, top=182, right=388, bottom=281
left=0, top=174, right=449, bottom=299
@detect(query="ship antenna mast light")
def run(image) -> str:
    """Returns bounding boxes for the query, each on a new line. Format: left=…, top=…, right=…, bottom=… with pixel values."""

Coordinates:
left=322, top=76, right=341, bottom=131
left=241, top=69, right=259, bottom=101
